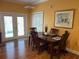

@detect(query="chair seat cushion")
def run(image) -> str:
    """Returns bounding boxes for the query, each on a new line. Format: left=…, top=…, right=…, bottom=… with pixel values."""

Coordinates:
left=40, top=42, right=45, bottom=46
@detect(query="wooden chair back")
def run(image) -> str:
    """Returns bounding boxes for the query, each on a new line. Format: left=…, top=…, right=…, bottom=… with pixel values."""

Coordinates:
left=59, top=31, right=69, bottom=50
left=30, top=31, right=38, bottom=44
left=50, top=28, right=59, bottom=35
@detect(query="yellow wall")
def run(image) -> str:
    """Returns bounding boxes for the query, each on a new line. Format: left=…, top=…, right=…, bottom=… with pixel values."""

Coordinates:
left=0, top=0, right=79, bottom=52
left=0, top=1, right=31, bottom=32
left=32, top=0, right=79, bottom=52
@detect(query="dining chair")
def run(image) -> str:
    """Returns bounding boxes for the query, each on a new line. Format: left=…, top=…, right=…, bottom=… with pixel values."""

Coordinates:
left=48, top=30, right=69, bottom=59
left=49, top=28, right=59, bottom=37
left=50, top=28, right=59, bottom=34
left=58, top=31, right=69, bottom=55
left=30, top=30, right=48, bottom=54
left=52, top=30, right=69, bottom=58
left=28, top=27, right=36, bottom=46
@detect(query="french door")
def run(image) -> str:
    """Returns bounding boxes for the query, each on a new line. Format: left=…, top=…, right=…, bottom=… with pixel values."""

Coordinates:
left=1, top=13, right=27, bottom=41
left=4, top=16, right=13, bottom=38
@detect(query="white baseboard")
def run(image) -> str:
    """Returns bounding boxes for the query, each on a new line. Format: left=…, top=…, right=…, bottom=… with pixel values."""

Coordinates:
left=66, top=48, right=79, bottom=55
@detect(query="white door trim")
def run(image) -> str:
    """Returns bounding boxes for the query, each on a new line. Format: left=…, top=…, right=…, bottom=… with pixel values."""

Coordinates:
left=0, top=12, right=27, bottom=42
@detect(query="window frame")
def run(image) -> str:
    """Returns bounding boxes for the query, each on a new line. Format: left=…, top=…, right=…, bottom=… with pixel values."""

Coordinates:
left=31, top=11, right=44, bottom=32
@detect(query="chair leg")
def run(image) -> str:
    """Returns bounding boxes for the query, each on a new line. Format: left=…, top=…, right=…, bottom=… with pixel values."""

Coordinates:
left=32, top=45, right=34, bottom=51
left=31, top=42, right=35, bottom=51
left=28, top=36, right=31, bottom=46
left=57, top=55, right=60, bottom=59
left=50, top=54, right=53, bottom=59
left=37, top=47, right=41, bottom=54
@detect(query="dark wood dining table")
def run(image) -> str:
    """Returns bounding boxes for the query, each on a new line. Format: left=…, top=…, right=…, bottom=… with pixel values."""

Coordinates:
left=28, top=33, right=61, bottom=59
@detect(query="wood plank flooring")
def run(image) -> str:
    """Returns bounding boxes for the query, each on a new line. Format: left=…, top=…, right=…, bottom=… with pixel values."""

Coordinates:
left=0, top=39, right=79, bottom=59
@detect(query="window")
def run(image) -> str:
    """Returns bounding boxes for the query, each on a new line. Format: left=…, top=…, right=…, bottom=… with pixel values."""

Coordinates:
left=4, top=16, right=13, bottom=38
left=17, top=17, right=24, bottom=36
left=32, top=11, right=43, bottom=32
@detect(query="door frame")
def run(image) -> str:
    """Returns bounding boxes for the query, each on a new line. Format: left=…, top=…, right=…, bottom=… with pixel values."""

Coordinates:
left=14, top=14, right=27, bottom=39
left=0, top=12, right=27, bottom=42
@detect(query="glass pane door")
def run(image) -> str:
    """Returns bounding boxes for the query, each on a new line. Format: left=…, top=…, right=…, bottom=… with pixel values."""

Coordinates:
left=4, top=16, right=13, bottom=38
left=17, top=17, right=24, bottom=36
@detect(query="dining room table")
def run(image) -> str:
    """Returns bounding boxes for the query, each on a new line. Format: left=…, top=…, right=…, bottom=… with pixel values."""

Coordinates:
left=28, top=32, right=61, bottom=59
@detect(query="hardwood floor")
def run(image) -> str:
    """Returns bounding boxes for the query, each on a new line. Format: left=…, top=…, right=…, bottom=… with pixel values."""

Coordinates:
left=0, top=39, right=79, bottom=59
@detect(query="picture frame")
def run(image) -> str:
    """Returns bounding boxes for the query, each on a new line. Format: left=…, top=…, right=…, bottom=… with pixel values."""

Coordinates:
left=54, top=9, right=74, bottom=28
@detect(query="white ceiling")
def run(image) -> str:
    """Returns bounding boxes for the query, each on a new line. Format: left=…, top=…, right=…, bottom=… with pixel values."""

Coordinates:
left=2, top=0, right=48, bottom=5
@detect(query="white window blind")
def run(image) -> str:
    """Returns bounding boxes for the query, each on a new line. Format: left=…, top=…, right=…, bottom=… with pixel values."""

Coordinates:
left=32, top=12, right=43, bottom=32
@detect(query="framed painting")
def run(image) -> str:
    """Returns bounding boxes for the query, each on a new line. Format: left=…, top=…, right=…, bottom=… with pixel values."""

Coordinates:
left=54, top=9, right=74, bottom=28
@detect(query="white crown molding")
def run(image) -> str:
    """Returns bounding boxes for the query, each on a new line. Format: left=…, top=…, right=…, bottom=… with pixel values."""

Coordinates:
left=3, top=0, right=48, bottom=5
left=33, top=0, right=48, bottom=5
